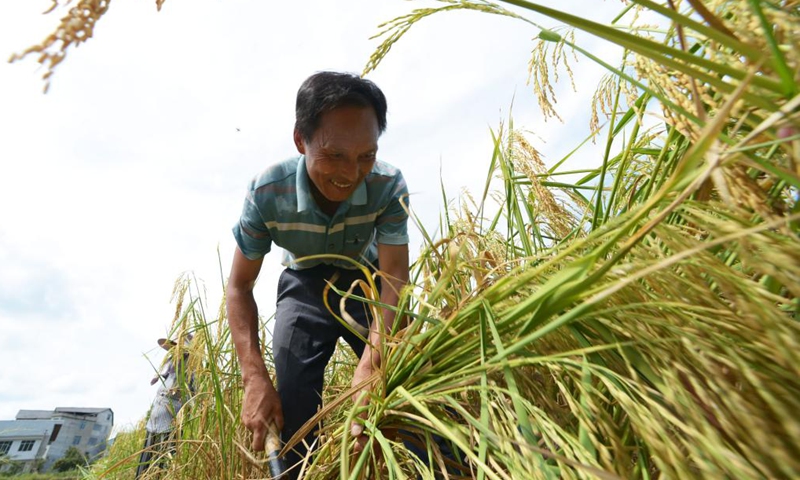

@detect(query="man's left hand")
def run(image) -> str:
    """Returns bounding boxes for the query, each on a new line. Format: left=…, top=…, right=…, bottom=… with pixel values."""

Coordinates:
left=350, top=350, right=379, bottom=453
left=350, top=242, right=408, bottom=454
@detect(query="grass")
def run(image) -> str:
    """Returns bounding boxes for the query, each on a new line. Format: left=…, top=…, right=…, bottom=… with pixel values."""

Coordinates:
left=4, top=473, right=84, bottom=480
left=80, top=1, right=800, bottom=479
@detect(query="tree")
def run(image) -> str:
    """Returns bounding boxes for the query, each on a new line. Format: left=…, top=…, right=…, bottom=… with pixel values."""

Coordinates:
left=0, top=455, right=22, bottom=476
left=51, top=447, right=88, bottom=472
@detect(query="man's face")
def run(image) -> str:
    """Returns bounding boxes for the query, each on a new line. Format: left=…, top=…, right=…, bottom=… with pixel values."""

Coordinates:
left=295, top=105, right=379, bottom=204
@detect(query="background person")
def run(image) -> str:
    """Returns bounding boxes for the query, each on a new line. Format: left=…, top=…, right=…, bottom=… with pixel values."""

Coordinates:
left=136, top=334, right=194, bottom=479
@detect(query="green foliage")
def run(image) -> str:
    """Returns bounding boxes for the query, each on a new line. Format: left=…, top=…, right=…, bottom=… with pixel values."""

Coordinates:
left=0, top=458, right=23, bottom=476
left=8, top=473, right=81, bottom=480
left=52, top=448, right=88, bottom=473
left=91, top=1, right=799, bottom=479
left=84, top=429, right=145, bottom=480
left=323, top=1, right=800, bottom=478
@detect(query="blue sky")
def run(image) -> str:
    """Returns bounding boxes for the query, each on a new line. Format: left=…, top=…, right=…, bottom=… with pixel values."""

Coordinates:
left=0, top=0, right=627, bottom=432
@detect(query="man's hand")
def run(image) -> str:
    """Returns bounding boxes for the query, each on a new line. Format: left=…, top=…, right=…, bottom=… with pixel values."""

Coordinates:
left=350, top=352, right=379, bottom=453
left=243, top=376, right=284, bottom=451
left=226, top=247, right=282, bottom=451
left=349, top=242, right=409, bottom=454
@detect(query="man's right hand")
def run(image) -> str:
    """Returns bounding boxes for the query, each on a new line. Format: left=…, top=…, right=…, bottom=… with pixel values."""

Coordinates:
left=227, top=248, right=281, bottom=451
left=242, top=376, right=284, bottom=451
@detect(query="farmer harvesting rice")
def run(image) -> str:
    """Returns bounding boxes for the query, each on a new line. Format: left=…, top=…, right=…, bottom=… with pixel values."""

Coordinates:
left=136, top=334, right=194, bottom=479
left=227, top=71, right=410, bottom=478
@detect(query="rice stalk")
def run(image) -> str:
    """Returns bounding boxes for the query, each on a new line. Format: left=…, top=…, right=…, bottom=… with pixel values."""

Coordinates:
left=8, top=0, right=172, bottom=92
left=88, top=1, right=799, bottom=479
left=9, top=0, right=111, bottom=92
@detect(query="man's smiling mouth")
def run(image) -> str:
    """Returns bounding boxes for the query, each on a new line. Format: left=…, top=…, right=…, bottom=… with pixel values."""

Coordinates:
left=331, top=180, right=353, bottom=188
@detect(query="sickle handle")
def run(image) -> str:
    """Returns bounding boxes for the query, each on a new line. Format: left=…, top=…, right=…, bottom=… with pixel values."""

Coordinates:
left=266, top=423, right=287, bottom=479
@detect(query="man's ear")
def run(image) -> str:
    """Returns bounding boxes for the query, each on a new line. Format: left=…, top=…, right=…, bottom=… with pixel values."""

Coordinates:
left=293, top=129, right=306, bottom=154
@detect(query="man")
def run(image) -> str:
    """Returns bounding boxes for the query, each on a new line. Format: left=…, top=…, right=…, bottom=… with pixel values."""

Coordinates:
left=227, top=71, right=409, bottom=478
left=136, top=335, right=194, bottom=479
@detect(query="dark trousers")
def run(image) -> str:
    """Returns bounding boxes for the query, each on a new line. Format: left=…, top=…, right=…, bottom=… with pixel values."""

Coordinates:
left=135, top=431, right=173, bottom=479
left=273, top=264, right=376, bottom=478
left=273, top=264, right=465, bottom=479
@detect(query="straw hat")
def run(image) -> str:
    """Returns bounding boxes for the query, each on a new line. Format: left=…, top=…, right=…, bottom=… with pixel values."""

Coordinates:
left=150, top=334, right=193, bottom=385
left=156, top=333, right=193, bottom=351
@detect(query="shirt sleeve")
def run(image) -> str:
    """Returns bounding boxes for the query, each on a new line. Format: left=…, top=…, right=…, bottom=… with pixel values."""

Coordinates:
left=375, top=171, right=410, bottom=245
left=232, top=181, right=273, bottom=259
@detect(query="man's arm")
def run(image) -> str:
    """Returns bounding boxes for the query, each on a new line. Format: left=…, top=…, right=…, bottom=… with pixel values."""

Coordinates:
left=366, top=243, right=409, bottom=365
left=227, top=246, right=283, bottom=451
left=350, top=242, right=409, bottom=450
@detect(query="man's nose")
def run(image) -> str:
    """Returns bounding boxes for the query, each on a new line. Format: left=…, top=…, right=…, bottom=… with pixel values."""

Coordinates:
left=340, top=158, right=359, bottom=182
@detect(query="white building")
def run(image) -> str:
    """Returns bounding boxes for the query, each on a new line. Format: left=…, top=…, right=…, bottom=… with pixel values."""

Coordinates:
left=0, top=407, right=114, bottom=473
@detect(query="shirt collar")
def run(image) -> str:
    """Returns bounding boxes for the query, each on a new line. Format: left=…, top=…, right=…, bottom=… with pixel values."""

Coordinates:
left=295, top=155, right=368, bottom=212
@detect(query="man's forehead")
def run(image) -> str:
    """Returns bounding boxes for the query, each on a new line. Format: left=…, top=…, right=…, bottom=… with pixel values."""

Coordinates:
left=314, top=127, right=378, bottom=149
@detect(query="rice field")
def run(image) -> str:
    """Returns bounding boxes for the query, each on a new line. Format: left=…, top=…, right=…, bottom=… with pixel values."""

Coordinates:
left=77, top=1, right=799, bottom=479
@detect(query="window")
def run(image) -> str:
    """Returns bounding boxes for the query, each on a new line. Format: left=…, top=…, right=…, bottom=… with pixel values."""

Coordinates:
left=49, top=424, right=62, bottom=443
left=92, top=424, right=102, bottom=432
left=72, top=436, right=81, bottom=446
left=88, top=438, right=98, bottom=446
left=79, top=421, right=86, bottom=430
left=0, top=441, right=11, bottom=455
left=19, top=440, right=35, bottom=452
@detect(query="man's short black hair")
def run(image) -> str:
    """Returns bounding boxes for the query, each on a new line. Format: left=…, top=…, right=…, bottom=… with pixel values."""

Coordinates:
left=295, top=71, right=388, bottom=142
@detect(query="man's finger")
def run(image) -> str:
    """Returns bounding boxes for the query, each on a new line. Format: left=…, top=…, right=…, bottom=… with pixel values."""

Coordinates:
left=353, top=433, right=368, bottom=454
left=352, top=389, right=370, bottom=409
left=274, top=411, right=285, bottom=431
left=252, top=426, right=266, bottom=452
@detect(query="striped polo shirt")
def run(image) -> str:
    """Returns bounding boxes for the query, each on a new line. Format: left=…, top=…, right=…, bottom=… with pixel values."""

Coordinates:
left=233, top=155, right=409, bottom=270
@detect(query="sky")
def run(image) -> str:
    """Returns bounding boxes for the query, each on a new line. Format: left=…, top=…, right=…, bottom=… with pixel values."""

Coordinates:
left=0, top=0, right=627, bottom=434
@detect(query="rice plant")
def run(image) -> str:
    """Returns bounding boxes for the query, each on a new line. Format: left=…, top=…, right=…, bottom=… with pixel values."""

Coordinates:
left=88, top=1, right=798, bottom=479
left=9, top=0, right=111, bottom=93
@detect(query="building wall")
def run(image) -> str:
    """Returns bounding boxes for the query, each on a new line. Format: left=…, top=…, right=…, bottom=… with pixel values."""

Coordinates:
left=0, top=434, right=48, bottom=474
left=86, top=412, right=113, bottom=459
left=2, top=408, right=114, bottom=473
left=42, top=409, right=114, bottom=471
left=44, top=417, right=88, bottom=471
left=11, top=437, right=46, bottom=461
